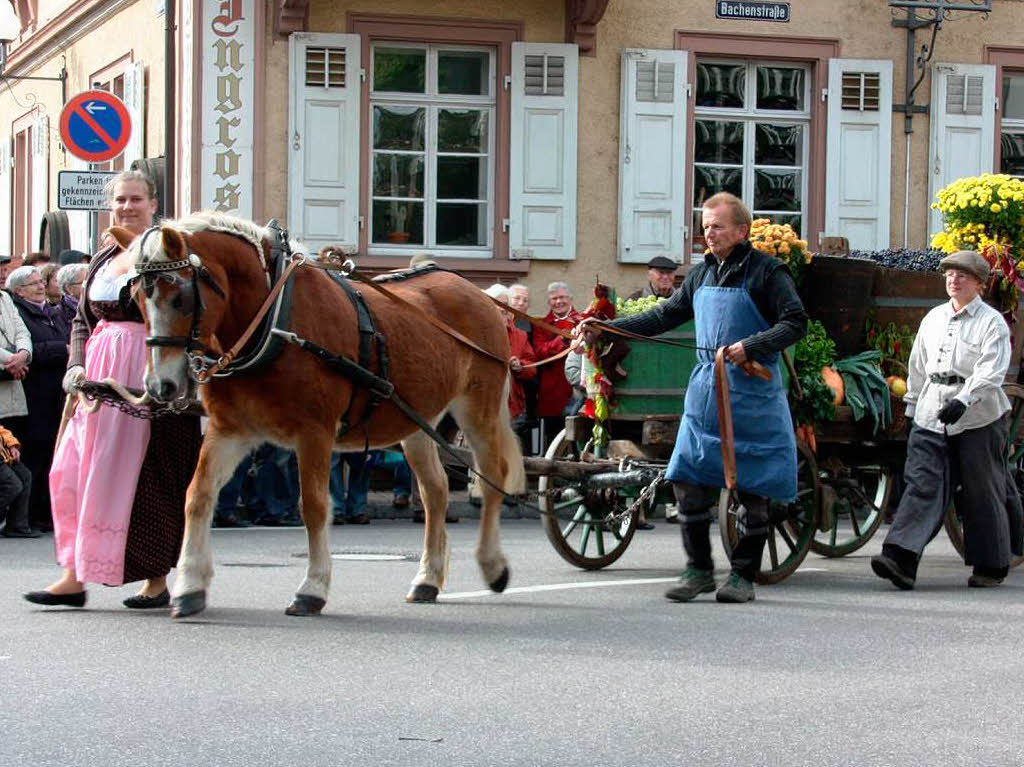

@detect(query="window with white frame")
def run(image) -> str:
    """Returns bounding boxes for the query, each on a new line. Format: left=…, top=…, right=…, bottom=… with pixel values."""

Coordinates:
left=1001, top=72, right=1024, bottom=180
left=692, top=60, right=810, bottom=251
left=369, top=43, right=496, bottom=255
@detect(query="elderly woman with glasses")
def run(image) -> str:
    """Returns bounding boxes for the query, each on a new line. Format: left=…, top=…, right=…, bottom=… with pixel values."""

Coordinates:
left=23, top=169, right=201, bottom=611
left=5, top=265, right=70, bottom=533
left=54, top=263, right=87, bottom=326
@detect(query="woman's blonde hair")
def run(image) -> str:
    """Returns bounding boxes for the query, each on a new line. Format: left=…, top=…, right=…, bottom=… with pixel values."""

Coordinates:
left=103, top=169, right=158, bottom=204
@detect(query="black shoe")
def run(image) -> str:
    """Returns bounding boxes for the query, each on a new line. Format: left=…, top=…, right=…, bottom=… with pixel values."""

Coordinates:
left=665, top=516, right=680, bottom=524
left=413, top=512, right=425, bottom=524
left=392, top=495, right=411, bottom=509
left=332, top=515, right=346, bottom=525
left=344, top=513, right=371, bottom=525
left=23, top=590, right=87, bottom=607
left=214, top=513, right=250, bottom=528
left=31, top=523, right=53, bottom=533
left=636, top=521, right=655, bottom=531
left=967, top=573, right=1004, bottom=588
left=254, top=514, right=303, bottom=527
left=2, top=527, right=42, bottom=538
left=870, top=554, right=915, bottom=590
left=123, top=589, right=171, bottom=609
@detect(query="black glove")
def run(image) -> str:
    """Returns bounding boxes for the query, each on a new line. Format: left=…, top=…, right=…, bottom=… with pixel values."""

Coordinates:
left=937, top=399, right=967, bottom=425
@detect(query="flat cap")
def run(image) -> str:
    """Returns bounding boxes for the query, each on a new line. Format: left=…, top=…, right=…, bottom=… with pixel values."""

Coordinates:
left=939, top=250, right=991, bottom=283
left=646, top=255, right=678, bottom=271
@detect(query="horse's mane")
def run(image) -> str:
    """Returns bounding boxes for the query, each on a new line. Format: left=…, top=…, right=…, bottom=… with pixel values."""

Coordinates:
left=158, top=211, right=270, bottom=264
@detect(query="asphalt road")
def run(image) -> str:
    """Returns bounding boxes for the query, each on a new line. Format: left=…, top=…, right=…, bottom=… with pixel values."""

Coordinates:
left=2, top=519, right=1022, bottom=767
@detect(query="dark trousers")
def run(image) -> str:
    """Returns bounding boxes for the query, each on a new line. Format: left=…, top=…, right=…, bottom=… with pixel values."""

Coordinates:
left=886, top=419, right=1012, bottom=569
left=672, top=481, right=768, bottom=580
left=0, top=460, right=32, bottom=533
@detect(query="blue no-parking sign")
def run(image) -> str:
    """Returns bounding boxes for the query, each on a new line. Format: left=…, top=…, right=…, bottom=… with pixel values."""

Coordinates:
left=58, top=90, right=133, bottom=163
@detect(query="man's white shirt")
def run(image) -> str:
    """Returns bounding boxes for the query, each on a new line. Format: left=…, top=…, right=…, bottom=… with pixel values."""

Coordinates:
left=904, top=295, right=1011, bottom=435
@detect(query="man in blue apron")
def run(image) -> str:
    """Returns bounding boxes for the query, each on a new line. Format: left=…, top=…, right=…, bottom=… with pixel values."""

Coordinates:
left=578, top=192, right=807, bottom=602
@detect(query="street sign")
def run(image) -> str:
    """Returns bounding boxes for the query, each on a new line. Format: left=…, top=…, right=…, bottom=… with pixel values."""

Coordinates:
left=58, top=90, right=132, bottom=163
left=715, top=1, right=790, bottom=21
left=56, top=170, right=119, bottom=211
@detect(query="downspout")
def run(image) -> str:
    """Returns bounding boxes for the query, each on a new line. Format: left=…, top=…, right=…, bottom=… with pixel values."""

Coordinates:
left=164, top=0, right=176, bottom=218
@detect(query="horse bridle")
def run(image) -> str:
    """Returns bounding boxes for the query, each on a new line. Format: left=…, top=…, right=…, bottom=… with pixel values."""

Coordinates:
left=132, top=226, right=227, bottom=381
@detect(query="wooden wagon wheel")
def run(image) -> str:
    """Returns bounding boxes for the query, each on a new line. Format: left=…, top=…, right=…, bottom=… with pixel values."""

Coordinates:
left=538, top=429, right=640, bottom=570
left=810, top=463, right=892, bottom=558
left=943, top=385, right=1024, bottom=569
left=717, top=440, right=819, bottom=584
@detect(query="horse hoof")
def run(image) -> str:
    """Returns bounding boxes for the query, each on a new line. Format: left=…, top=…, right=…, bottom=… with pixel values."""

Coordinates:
left=406, top=583, right=439, bottom=603
left=489, top=567, right=510, bottom=593
left=170, top=591, right=207, bottom=619
left=285, top=594, right=326, bottom=616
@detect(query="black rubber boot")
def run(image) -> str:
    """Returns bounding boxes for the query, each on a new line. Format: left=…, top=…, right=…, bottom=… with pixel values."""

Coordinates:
left=680, top=519, right=714, bottom=573
left=730, top=534, right=767, bottom=582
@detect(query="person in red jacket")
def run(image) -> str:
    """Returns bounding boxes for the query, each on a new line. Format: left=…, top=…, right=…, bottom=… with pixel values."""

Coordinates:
left=484, top=285, right=537, bottom=431
left=532, top=281, right=582, bottom=450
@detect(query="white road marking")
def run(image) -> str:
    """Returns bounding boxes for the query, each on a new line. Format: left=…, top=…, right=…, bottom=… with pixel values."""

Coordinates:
left=332, top=554, right=407, bottom=561
left=440, top=577, right=679, bottom=601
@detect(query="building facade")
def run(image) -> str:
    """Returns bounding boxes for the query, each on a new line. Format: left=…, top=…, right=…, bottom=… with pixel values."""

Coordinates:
left=1, top=0, right=1023, bottom=309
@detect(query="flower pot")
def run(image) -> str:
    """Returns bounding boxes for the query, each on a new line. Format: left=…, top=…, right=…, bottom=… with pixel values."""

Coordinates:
left=387, top=231, right=411, bottom=244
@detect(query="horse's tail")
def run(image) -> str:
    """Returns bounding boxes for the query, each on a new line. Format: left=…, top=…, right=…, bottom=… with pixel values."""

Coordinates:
left=498, top=376, right=526, bottom=495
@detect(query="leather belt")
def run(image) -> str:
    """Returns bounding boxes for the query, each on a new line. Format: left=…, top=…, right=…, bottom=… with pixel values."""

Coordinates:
left=929, top=373, right=965, bottom=385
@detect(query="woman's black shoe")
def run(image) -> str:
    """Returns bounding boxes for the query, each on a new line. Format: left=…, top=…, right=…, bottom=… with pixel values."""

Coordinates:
left=122, top=589, right=171, bottom=609
left=23, top=590, right=87, bottom=607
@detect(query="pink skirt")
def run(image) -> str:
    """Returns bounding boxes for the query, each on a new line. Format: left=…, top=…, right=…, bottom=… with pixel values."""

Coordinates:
left=50, top=321, right=151, bottom=585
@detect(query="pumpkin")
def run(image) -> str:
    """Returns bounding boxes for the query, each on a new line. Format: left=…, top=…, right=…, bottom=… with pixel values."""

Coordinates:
left=821, top=365, right=845, bottom=406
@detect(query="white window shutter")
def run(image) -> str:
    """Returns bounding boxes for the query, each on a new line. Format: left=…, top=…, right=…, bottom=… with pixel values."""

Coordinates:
left=928, top=63, right=996, bottom=237
left=509, top=42, right=579, bottom=260
left=0, top=138, right=10, bottom=256
left=617, top=48, right=688, bottom=263
left=123, top=60, right=145, bottom=167
left=31, top=114, right=48, bottom=251
left=288, top=33, right=361, bottom=252
left=824, top=59, right=893, bottom=251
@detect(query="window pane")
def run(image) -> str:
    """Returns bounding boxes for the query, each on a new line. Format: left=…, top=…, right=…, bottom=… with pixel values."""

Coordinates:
left=1003, top=74, right=1024, bottom=121
left=373, top=106, right=425, bottom=151
left=437, top=156, right=484, bottom=200
left=372, top=200, right=424, bottom=245
left=693, top=166, right=742, bottom=206
left=695, top=120, right=744, bottom=164
left=438, top=109, right=488, bottom=153
left=373, top=154, right=425, bottom=198
left=754, top=212, right=802, bottom=235
left=436, top=203, right=487, bottom=246
left=1001, top=132, right=1024, bottom=176
left=438, top=51, right=490, bottom=95
left=696, top=63, right=745, bottom=108
left=374, top=47, right=426, bottom=93
left=755, top=123, right=802, bottom=166
left=754, top=169, right=802, bottom=211
left=756, top=66, right=805, bottom=111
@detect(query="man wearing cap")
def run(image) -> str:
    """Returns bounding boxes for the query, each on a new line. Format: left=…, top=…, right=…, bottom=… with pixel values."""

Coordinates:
left=872, top=250, right=1022, bottom=590
left=629, top=255, right=679, bottom=300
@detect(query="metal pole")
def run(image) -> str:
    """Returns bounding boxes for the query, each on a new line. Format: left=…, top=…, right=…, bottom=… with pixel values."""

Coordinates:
left=164, top=0, right=176, bottom=218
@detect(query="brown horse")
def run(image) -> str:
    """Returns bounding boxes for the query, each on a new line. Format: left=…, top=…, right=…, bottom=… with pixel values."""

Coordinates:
left=110, top=212, right=524, bottom=617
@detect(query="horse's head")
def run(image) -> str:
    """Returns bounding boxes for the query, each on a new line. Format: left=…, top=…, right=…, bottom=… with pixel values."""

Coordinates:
left=114, top=223, right=227, bottom=403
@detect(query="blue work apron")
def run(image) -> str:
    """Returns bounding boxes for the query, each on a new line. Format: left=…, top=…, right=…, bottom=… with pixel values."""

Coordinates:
left=665, top=268, right=797, bottom=501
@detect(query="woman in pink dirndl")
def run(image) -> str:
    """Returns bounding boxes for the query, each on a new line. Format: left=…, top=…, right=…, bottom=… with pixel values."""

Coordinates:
left=23, top=170, right=201, bottom=610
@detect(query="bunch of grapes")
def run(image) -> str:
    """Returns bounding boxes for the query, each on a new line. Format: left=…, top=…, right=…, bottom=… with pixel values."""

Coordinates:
left=615, top=295, right=666, bottom=317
